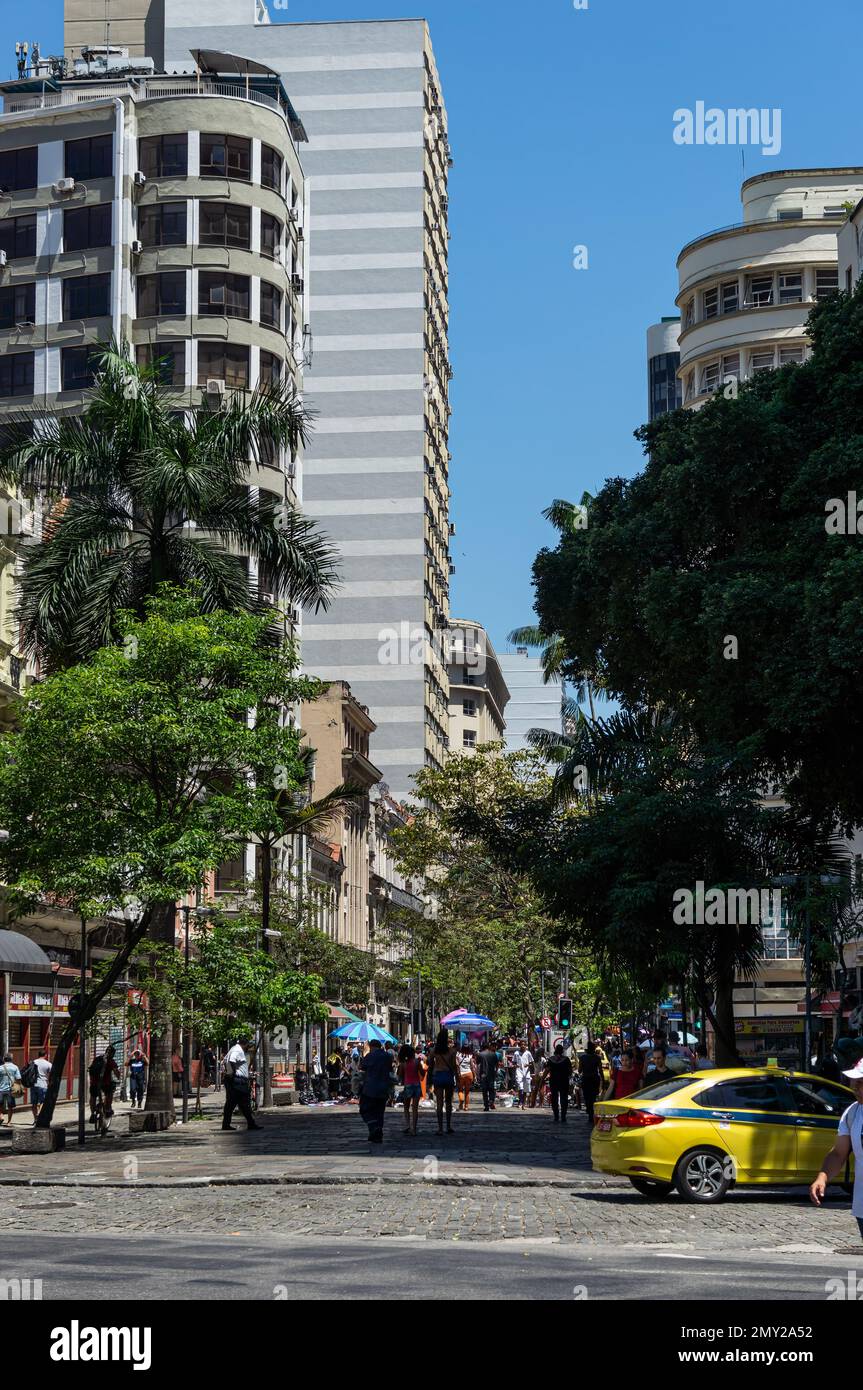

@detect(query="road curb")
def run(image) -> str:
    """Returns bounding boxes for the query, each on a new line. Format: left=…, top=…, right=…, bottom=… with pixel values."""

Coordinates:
left=0, top=1174, right=629, bottom=1190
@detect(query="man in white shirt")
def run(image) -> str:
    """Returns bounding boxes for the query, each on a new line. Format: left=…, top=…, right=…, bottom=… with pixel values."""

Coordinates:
left=221, top=1037, right=262, bottom=1132
left=810, top=1057, right=863, bottom=1244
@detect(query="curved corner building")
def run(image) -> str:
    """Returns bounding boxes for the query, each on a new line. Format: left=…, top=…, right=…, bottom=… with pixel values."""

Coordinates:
left=676, top=168, right=863, bottom=407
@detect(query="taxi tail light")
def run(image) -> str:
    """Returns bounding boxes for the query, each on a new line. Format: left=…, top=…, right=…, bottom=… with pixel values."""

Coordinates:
left=614, top=1110, right=665, bottom=1128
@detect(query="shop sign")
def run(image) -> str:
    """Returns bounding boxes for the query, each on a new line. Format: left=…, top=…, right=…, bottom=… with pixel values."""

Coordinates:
left=8, top=989, right=71, bottom=1014
left=735, top=1017, right=804, bottom=1035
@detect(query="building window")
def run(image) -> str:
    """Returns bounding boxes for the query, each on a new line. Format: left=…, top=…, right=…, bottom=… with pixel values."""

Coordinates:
left=136, top=341, right=185, bottom=386
left=746, top=274, right=774, bottom=308
left=138, top=135, right=187, bottom=179
left=215, top=854, right=245, bottom=893
left=815, top=268, right=839, bottom=300
left=463, top=667, right=476, bottom=685
left=701, top=361, right=721, bottom=393
left=750, top=349, right=775, bottom=373
left=137, top=271, right=186, bottom=318
left=702, top=286, right=719, bottom=319
left=260, top=212, right=281, bottom=260
left=777, top=207, right=803, bottom=220
left=0, top=350, right=34, bottom=397
left=722, top=352, right=740, bottom=380
left=259, top=350, right=282, bottom=388
left=721, top=280, right=739, bottom=314
left=65, top=134, right=113, bottom=180
left=137, top=202, right=187, bottom=248
left=462, top=699, right=476, bottom=717
left=198, top=272, right=249, bottom=319
left=261, top=143, right=282, bottom=192
left=0, top=214, right=36, bottom=260
left=0, top=146, right=37, bottom=192
left=200, top=135, right=251, bottom=181
left=778, top=271, right=803, bottom=304
left=779, top=345, right=805, bottom=365
left=62, top=272, right=111, bottom=320
left=61, top=345, right=97, bottom=391
left=684, top=372, right=696, bottom=402
left=260, top=280, right=282, bottom=329
left=197, top=342, right=249, bottom=389
left=198, top=202, right=250, bottom=249
left=63, top=204, right=112, bottom=252
left=683, top=298, right=694, bottom=329
left=463, top=730, right=477, bottom=749
left=0, top=282, right=35, bottom=329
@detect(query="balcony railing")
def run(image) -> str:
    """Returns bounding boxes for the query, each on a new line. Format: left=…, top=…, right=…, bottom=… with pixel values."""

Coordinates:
left=4, top=78, right=284, bottom=120
left=678, top=210, right=848, bottom=261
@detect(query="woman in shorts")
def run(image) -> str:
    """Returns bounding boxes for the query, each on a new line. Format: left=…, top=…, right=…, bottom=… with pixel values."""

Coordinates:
left=398, top=1043, right=422, bottom=1135
left=430, top=1029, right=458, bottom=1135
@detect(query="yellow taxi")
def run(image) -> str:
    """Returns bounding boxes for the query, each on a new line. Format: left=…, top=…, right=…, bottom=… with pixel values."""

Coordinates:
left=591, top=1067, right=855, bottom=1203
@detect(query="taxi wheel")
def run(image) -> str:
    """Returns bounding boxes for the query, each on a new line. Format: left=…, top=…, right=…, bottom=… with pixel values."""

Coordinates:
left=674, top=1148, right=731, bottom=1204
left=629, top=1177, right=673, bottom=1199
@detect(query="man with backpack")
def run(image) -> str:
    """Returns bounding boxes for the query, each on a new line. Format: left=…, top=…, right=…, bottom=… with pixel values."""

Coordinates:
left=21, top=1048, right=52, bottom=1120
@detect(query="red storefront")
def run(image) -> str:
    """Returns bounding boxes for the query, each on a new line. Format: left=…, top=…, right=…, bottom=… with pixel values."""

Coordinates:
left=0, top=931, right=87, bottom=1100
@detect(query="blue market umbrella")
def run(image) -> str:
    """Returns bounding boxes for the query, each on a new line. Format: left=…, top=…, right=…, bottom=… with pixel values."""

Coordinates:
left=442, top=1012, right=495, bottom=1032
left=330, top=1020, right=398, bottom=1044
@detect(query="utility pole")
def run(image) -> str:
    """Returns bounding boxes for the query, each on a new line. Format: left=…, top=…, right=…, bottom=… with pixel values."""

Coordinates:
left=77, top=914, right=87, bottom=1147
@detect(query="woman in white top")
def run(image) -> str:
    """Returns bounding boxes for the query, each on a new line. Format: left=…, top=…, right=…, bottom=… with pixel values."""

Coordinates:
left=810, top=1058, right=863, bottom=1244
left=515, top=1043, right=533, bottom=1110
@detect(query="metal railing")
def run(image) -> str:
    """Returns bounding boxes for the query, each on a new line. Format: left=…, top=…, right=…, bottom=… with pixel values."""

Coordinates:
left=4, top=78, right=283, bottom=119
left=678, top=210, right=848, bottom=260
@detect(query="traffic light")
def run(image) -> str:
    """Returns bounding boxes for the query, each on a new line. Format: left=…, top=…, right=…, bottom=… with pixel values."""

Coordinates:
left=558, top=997, right=572, bottom=1029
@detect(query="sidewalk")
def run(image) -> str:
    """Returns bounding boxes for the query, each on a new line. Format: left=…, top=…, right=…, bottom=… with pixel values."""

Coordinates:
left=0, top=1097, right=623, bottom=1189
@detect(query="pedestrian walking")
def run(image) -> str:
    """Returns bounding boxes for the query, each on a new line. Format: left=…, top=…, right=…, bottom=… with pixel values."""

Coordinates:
left=359, top=1039, right=393, bottom=1143
left=384, top=1042, right=398, bottom=1107
left=171, top=1048, right=184, bottom=1099
left=477, top=1040, right=498, bottom=1111
left=398, top=1043, right=422, bottom=1135
left=603, top=1047, right=642, bottom=1100
left=309, top=1047, right=324, bottom=1101
left=326, top=1047, right=343, bottom=1098
left=200, top=1044, right=216, bottom=1087
left=515, top=1041, right=533, bottom=1109
left=543, top=1043, right=573, bottom=1122
left=639, top=1046, right=673, bottom=1088
left=810, top=1058, right=863, bottom=1246
left=23, top=1048, right=51, bottom=1121
left=578, top=1041, right=603, bottom=1123
left=126, top=1047, right=148, bottom=1110
left=456, top=1046, right=476, bottom=1111
left=430, top=1028, right=458, bottom=1134
left=349, top=1046, right=363, bottom=1103
left=529, top=1045, right=548, bottom=1108
left=0, top=1053, right=22, bottom=1126
left=221, top=1037, right=262, bottom=1131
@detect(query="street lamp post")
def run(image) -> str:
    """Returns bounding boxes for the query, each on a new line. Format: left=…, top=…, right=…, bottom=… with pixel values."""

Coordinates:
left=78, top=913, right=87, bottom=1147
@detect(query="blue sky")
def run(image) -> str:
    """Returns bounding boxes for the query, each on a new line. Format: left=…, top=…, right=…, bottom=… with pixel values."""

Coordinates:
left=4, top=0, right=862, bottom=654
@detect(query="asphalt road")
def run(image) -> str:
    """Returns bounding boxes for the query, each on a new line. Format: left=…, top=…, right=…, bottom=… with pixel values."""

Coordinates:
left=3, top=1229, right=861, bottom=1300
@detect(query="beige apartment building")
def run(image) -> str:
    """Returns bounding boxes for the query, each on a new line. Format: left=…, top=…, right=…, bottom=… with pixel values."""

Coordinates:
left=446, top=619, right=509, bottom=755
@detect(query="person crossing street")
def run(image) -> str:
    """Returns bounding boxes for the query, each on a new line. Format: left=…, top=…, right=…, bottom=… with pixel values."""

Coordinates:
left=221, top=1037, right=262, bottom=1132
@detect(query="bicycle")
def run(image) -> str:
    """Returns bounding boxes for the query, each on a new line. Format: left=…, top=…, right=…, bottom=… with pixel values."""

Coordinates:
left=90, top=1087, right=114, bottom=1138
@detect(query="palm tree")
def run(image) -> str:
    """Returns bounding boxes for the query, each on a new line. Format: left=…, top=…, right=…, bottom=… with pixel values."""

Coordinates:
left=0, top=345, right=340, bottom=668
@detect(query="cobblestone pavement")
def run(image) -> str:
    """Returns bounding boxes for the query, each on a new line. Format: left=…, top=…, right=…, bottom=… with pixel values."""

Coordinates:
left=1, top=1180, right=858, bottom=1252
left=0, top=1098, right=602, bottom=1186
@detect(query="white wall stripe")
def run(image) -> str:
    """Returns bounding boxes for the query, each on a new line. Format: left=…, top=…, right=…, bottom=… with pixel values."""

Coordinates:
left=308, top=374, right=423, bottom=393
left=293, top=92, right=423, bottom=111
left=312, top=213, right=423, bottom=231
left=304, top=622, right=418, bottom=640
left=296, top=663, right=427, bottom=684
left=270, top=52, right=423, bottom=74
left=306, top=457, right=419, bottom=473
left=337, top=583, right=423, bottom=598
left=312, top=253, right=423, bottom=271
left=311, top=293, right=424, bottom=311
left=314, top=334, right=424, bottom=351
left=308, top=173, right=423, bottom=191
left=325, top=539, right=424, bottom=556
left=307, top=133, right=421, bottom=152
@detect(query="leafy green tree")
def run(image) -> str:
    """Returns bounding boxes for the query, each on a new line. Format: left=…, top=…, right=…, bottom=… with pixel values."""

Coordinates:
left=530, top=284, right=863, bottom=826
left=0, top=587, right=322, bottom=1124
left=0, top=346, right=339, bottom=669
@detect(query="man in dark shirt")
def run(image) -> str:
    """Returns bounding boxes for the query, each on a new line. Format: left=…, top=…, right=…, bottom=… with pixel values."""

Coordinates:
left=359, top=1041, right=393, bottom=1143
left=544, top=1044, right=574, bottom=1123
left=578, top=1041, right=603, bottom=1123
left=639, top=1047, right=673, bottom=1089
left=477, top=1043, right=499, bottom=1111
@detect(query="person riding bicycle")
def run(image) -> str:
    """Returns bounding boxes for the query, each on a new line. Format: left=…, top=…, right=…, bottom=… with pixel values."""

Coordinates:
left=88, top=1044, right=120, bottom=1122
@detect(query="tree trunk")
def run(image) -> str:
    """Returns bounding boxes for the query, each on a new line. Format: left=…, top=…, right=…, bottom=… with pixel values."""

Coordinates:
left=707, top=933, right=740, bottom=1067
left=144, top=901, right=178, bottom=1117
left=37, top=911, right=151, bottom=1129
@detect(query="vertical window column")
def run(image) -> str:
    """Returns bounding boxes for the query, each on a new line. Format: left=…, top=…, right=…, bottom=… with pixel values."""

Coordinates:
left=250, top=206, right=261, bottom=255
left=250, top=343, right=261, bottom=388
left=250, top=277, right=260, bottom=324
left=803, top=266, right=817, bottom=302
left=187, top=131, right=200, bottom=179
left=36, top=140, right=64, bottom=190
left=251, top=139, right=262, bottom=186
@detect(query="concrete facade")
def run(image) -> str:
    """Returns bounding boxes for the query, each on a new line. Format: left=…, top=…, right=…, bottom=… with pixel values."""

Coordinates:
left=446, top=619, right=510, bottom=754
left=160, top=7, right=453, bottom=801
left=498, top=650, right=563, bottom=754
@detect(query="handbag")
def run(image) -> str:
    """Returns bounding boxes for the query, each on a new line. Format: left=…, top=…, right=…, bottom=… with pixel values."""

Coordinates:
left=1, top=1064, right=23, bottom=1099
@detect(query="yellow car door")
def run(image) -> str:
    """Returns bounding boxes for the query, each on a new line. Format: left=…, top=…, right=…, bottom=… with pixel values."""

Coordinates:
left=786, top=1077, right=855, bottom=1183
left=697, top=1075, right=797, bottom=1182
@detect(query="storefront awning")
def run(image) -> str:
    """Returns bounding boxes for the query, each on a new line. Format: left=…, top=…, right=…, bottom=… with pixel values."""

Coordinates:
left=0, top=929, right=53, bottom=974
left=327, top=1004, right=361, bottom=1022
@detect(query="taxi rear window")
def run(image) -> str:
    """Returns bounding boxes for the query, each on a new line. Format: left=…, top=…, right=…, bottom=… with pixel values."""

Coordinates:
left=633, top=1076, right=694, bottom=1101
